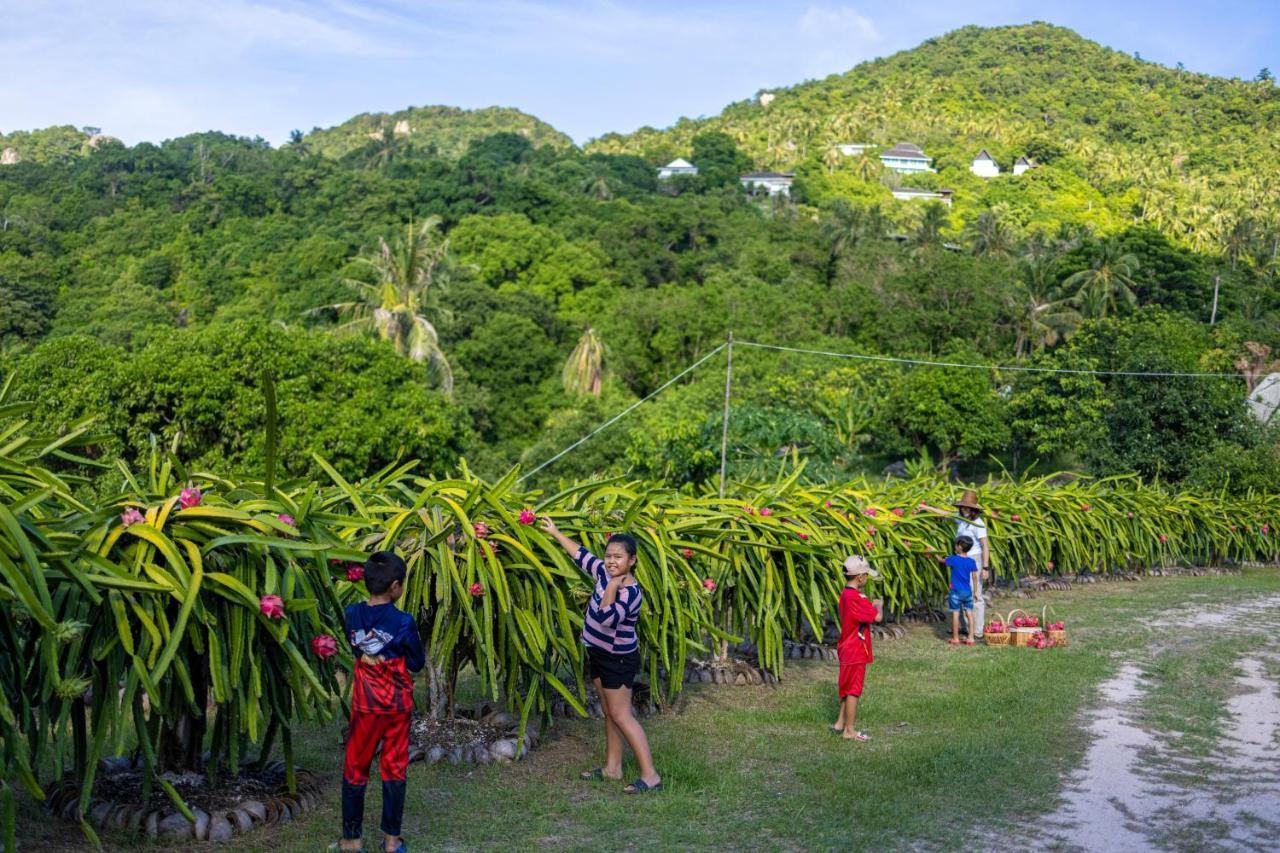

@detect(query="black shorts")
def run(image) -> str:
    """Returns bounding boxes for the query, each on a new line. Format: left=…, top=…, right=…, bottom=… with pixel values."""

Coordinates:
left=586, top=646, right=641, bottom=690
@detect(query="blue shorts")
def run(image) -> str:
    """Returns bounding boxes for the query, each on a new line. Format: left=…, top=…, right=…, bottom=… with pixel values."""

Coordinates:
left=947, top=590, right=974, bottom=612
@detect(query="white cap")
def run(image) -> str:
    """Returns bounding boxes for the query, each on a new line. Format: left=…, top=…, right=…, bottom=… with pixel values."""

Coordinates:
left=843, top=555, right=879, bottom=579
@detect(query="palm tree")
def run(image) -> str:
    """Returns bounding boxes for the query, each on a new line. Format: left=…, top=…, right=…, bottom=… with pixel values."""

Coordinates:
left=966, top=206, right=1017, bottom=258
left=1064, top=239, right=1140, bottom=319
left=313, top=217, right=455, bottom=392
left=1011, top=251, right=1081, bottom=357
left=286, top=129, right=311, bottom=157
left=909, top=202, right=949, bottom=252
left=822, top=201, right=885, bottom=269
left=1224, top=216, right=1256, bottom=270
left=563, top=327, right=606, bottom=397
left=365, top=124, right=404, bottom=170
left=852, top=152, right=880, bottom=182
left=581, top=166, right=613, bottom=201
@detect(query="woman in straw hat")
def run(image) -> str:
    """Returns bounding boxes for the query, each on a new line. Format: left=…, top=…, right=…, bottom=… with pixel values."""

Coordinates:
left=831, top=556, right=883, bottom=742
left=918, top=490, right=990, bottom=637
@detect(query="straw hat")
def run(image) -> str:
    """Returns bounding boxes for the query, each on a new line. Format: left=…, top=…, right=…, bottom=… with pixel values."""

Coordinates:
left=842, top=555, right=879, bottom=579
left=954, top=489, right=981, bottom=511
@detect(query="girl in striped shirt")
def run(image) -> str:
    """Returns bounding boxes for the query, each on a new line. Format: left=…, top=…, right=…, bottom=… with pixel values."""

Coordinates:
left=541, top=516, right=663, bottom=794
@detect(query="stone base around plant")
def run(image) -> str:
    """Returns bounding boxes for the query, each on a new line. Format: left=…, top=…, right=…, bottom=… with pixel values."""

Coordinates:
left=407, top=706, right=541, bottom=766
left=683, top=657, right=777, bottom=685
left=44, top=758, right=323, bottom=842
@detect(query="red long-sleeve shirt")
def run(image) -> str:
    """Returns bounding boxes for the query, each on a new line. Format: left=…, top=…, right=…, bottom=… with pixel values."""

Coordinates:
left=837, top=587, right=879, bottom=664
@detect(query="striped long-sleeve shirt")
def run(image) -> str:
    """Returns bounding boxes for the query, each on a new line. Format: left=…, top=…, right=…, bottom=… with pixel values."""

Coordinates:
left=577, top=546, right=642, bottom=654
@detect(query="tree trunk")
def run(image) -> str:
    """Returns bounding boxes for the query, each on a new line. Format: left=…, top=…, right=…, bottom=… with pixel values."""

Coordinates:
left=156, top=659, right=209, bottom=773
left=424, top=658, right=448, bottom=721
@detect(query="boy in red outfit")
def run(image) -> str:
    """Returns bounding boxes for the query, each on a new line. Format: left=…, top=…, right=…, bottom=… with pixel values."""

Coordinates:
left=333, top=551, right=425, bottom=853
left=831, top=555, right=883, bottom=742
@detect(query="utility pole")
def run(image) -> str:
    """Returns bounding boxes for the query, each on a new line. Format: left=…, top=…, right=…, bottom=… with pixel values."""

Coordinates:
left=1210, top=274, right=1220, bottom=325
left=718, top=332, right=733, bottom=498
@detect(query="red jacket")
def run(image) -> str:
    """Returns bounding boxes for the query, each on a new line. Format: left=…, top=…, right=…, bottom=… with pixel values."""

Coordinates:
left=837, top=587, right=879, bottom=664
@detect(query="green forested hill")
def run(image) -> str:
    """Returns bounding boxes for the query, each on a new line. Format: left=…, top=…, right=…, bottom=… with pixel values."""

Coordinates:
left=589, top=23, right=1280, bottom=250
left=2, top=24, right=1278, bottom=498
left=302, top=104, right=573, bottom=160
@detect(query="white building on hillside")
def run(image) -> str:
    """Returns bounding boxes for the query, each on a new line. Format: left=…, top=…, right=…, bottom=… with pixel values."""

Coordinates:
left=1013, top=156, right=1036, bottom=176
left=740, top=171, right=794, bottom=196
left=891, top=187, right=953, bottom=207
left=879, top=142, right=935, bottom=174
left=837, top=143, right=876, bottom=156
left=658, top=158, right=698, bottom=179
left=970, top=149, right=1000, bottom=178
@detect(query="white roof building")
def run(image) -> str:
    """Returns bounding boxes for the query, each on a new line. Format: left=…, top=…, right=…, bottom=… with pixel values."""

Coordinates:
left=879, top=142, right=935, bottom=174
left=891, top=187, right=953, bottom=207
left=740, top=171, right=794, bottom=197
left=837, top=143, right=876, bottom=156
left=970, top=149, right=1000, bottom=178
left=1013, top=156, right=1036, bottom=176
left=658, top=158, right=699, bottom=179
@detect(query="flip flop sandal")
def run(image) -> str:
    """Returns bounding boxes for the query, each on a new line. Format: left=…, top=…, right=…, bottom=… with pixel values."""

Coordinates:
left=623, top=778, right=663, bottom=794
left=382, top=840, right=406, bottom=853
left=947, top=639, right=962, bottom=645
left=829, top=726, right=844, bottom=735
left=328, top=843, right=365, bottom=853
left=844, top=730, right=870, bottom=742
left=580, top=767, right=606, bottom=781
left=963, top=639, right=975, bottom=645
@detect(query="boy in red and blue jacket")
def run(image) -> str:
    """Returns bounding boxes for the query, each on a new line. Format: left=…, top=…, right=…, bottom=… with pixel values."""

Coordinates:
left=335, top=551, right=425, bottom=853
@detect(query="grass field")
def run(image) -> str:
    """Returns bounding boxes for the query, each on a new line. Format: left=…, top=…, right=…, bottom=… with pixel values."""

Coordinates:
left=17, top=568, right=1280, bottom=852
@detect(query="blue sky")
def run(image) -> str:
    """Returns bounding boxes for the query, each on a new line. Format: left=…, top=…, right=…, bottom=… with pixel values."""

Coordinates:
left=1, top=1, right=1276, bottom=146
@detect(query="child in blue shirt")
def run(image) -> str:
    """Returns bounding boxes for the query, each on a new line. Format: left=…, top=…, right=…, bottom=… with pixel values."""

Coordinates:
left=935, top=535, right=978, bottom=646
left=333, top=551, right=425, bottom=853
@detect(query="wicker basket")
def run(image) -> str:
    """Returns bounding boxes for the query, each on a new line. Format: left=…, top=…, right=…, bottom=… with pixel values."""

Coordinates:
left=983, top=610, right=1010, bottom=646
left=1042, top=605, right=1068, bottom=647
left=1007, top=609, right=1037, bottom=647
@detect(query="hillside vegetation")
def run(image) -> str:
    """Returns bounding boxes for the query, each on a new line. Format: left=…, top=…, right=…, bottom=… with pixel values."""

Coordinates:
left=302, top=104, right=574, bottom=161
left=589, top=23, right=1280, bottom=251
left=1, top=24, right=1278, bottom=499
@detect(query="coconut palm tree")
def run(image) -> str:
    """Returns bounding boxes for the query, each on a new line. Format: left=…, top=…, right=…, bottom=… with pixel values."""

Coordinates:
left=365, top=124, right=405, bottom=170
left=1064, top=239, right=1140, bottom=319
left=1011, top=251, right=1081, bottom=357
left=563, top=327, right=606, bottom=397
left=581, top=166, right=613, bottom=201
left=966, top=206, right=1017, bottom=258
left=852, top=152, right=880, bottom=183
left=909, top=202, right=949, bottom=252
left=314, top=217, right=456, bottom=392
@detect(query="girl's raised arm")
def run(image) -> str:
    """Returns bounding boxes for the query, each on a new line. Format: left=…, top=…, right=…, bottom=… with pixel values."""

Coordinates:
left=540, top=516, right=581, bottom=557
